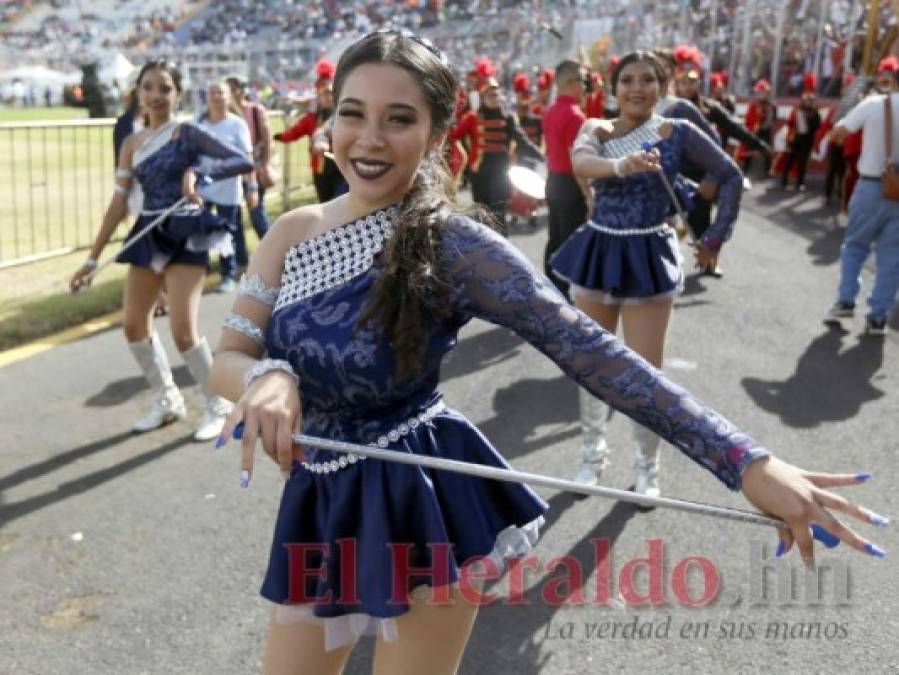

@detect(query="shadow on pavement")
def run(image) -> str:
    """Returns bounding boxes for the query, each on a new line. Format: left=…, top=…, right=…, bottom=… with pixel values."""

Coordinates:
left=741, top=326, right=886, bottom=428
left=460, top=494, right=641, bottom=675
left=0, top=432, right=193, bottom=528
left=0, top=429, right=136, bottom=493
left=344, top=492, right=641, bottom=675
left=85, top=365, right=193, bottom=407
left=477, top=376, right=580, bottom=462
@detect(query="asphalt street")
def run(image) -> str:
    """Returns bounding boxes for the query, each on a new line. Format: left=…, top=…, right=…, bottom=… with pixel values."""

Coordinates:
left=1, top=181, right=896, bottom=674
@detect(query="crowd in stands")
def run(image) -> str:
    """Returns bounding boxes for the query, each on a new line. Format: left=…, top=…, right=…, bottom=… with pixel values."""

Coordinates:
left=3, top=0, right=898, bottom=102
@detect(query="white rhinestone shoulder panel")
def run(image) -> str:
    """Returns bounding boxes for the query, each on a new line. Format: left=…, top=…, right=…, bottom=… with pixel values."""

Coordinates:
left=601, top=115, right=664, bottom=159
left=274, top=207, right=397, bottom=313
left=300, top=400, right=446, bottom=474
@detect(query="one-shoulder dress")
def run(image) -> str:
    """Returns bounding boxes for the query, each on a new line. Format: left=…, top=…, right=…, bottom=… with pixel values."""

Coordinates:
left=550, top=115, right=742, bottom=303
left=117, top=122, right=253, bottom=271
left=254, top=206, right=767, bottom=649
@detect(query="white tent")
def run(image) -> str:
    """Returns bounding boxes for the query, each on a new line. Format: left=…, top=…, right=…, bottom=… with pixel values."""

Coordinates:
left=98, top=53, right=135, bottom=85
left=0, top=65, right=80, bottom=87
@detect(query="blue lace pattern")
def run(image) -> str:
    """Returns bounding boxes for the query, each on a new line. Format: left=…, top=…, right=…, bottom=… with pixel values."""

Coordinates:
left=591, top=117, right=742, bottom=250
left=133, top=123, right=253, bottom=211
left=442, top=216, right=768, bottom=489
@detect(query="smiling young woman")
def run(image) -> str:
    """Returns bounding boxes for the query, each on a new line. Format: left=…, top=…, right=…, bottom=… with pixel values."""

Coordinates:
left=209, top=37, right=887, bottom=675
left=70, top=60, right=253, bottom=442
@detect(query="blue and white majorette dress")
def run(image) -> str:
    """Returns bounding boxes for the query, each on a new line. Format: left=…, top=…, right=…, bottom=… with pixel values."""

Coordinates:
left=116, top=121, right=254, bottom=271
left=234, top=207, right=767, bottom=649
left=550, top=114, right=742, bottom=303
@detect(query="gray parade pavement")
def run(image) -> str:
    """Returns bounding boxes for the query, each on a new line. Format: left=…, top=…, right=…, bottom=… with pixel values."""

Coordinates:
left=1, top=183, right=896, bottom=674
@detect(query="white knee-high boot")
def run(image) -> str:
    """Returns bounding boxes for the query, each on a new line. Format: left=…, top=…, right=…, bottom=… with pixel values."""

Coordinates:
left=128, top=334, right=186, bottom=432
left=633, top=421, right=662, bottom=499
left=574, top=391, right=612, bottom=486
left=181, top=337, right=232, bottom=442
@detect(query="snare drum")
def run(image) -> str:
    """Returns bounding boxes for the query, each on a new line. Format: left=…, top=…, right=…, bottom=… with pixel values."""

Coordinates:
left=507, top=165, right=546, bottom=217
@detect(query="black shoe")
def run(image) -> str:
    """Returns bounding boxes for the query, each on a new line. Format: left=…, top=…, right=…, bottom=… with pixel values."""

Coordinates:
left=865, top=316, right=888, bottom=336
left=823, top=301, right=855, bottom=326
left=700, top=264, right=724, bottom=278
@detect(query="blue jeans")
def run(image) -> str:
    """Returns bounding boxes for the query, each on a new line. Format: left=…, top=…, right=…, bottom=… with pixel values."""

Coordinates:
left=220, top=186, right=271, bottom=280
left=838, top=179, right=899, bottom=319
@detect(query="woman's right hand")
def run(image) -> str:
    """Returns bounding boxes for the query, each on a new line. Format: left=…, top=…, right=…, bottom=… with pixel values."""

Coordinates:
left=69, top=262, right=96, bottom=294
left=619, top=148, right=662, bottom=176
left=218, top=370, right=304, bottom=485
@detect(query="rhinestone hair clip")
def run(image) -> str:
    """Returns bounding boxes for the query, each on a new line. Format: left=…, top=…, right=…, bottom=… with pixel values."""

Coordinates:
left=365, top=28, right=450, bottom=67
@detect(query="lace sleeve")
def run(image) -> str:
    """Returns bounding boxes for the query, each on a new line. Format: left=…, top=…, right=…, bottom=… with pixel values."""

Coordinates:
left=678, top=121, right=743, bottom=250
left=440, top=216, right=769, bottom=490
left=181, top=123, right=255, bottom=180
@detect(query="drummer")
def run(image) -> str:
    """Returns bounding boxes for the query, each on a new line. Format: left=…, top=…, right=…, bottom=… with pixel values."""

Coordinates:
left=542, top=59, right=589, bottom=298
left=450, top=76, right=544, bottom=226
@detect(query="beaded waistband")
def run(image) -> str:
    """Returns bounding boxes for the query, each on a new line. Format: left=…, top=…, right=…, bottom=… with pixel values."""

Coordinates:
left=300, top=400, right=446, bottom=475
left=587, top=221, right=672, bottom=236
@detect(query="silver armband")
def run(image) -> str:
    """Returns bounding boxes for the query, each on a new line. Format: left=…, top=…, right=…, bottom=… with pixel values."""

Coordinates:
left=244, top=358, right=299, bottom=391
left=237, top=274, right=280, bottom=306
left=115, top=168, right=133, bottom=179
left=223, top=312, right=266, bottom=347
left=113, top=183, right=130, bottom=195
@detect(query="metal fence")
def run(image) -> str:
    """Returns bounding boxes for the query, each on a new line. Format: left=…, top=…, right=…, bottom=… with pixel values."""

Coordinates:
left=0, top=110, right=312, bottom=268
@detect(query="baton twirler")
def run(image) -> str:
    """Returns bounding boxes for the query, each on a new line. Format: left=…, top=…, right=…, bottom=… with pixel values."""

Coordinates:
left=290, top=431, right=841, bottom=547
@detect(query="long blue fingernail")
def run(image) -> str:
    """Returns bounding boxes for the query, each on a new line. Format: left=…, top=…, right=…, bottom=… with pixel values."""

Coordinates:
left=775, top=540, right=786, bottom=558
left=233, top=422, right=244, bottom=440
left=239, top=470, right=250, bottom=489
left=641, top=140, right=653, bottom=152
left=856, top=472, right=873, bottom=482
left=869, top=513, right=890, bottom=527
left=811, top=523, right=841, bottom=549
left=214, top=435, right=226, bottom=449
left=864, top=542, right=887, bottom=558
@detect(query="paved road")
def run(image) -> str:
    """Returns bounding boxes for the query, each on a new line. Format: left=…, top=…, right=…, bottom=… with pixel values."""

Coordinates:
left=1, top=182, right=896, bottom=674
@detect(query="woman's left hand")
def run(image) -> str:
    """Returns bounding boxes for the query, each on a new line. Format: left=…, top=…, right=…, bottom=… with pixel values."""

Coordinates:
left=741, top=456, right=888, bottom=565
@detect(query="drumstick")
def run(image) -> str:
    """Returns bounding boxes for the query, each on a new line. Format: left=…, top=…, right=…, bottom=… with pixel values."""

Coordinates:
left=285, top=430, right=840, bottom=545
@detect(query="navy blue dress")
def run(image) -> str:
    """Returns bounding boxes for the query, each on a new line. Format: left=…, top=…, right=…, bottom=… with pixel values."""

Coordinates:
left=550, top=115, right=742, bottom=302
left=117, top=123, right=253, bottom=270
left=252, top=206, right=768, bottom=648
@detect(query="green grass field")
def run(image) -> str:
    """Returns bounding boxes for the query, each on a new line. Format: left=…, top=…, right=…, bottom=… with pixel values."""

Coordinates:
left=0, top=109, right=317, bottom=351
left=0, top=106, right=89, bottom=122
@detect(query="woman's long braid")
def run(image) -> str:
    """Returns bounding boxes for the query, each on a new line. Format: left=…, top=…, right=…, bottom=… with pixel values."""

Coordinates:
left=357, top=153, right=455, bottom=381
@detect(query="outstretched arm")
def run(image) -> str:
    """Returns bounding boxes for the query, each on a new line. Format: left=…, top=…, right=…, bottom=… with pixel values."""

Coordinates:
left=442, top=216, right=764, bottom=490
left=440, top=216, right=888, bottom=562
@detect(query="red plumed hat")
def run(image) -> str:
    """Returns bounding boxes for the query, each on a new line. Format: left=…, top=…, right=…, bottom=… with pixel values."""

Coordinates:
left=709, top=72, right=725, bottom=89
left=536, top=68, right=555, bottom=90
left=513, top=73, right=531, bottom=102
left=802, top=72, right=817, bottom=94
left=877, top=56, right=899, bottom=74
left=513, top=73, right=530, bottom=94
left=753, top=78, right=771, bottom=93
left=315, top=59, right=335, bottom=89
left=474, top=57, right=497, bottom=80
left=673, top=44, right=702, bottom=68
